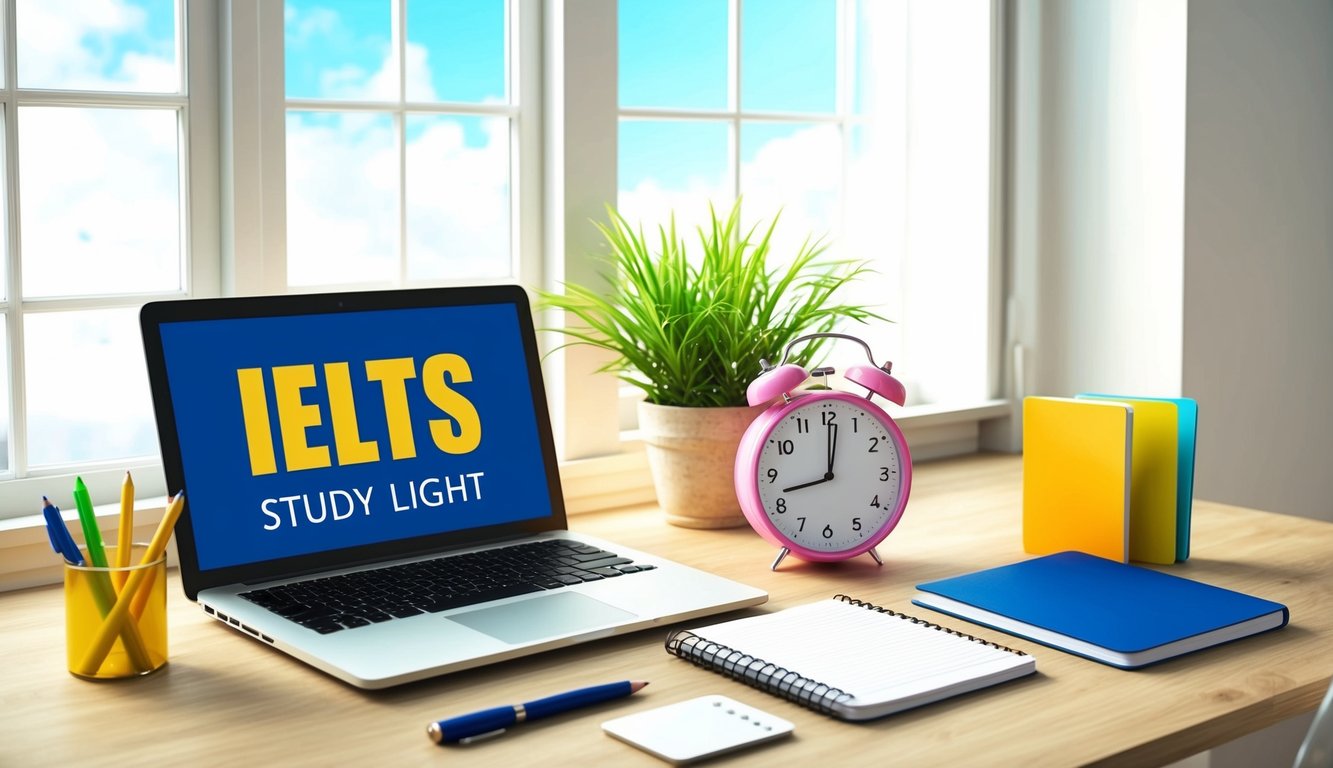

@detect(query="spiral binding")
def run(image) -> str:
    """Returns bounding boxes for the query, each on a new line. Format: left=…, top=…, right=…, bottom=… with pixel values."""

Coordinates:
left=664, top=630, right=853, bottom=715
left=664, top=595, right=1029, bottom=718
left=832, top=594, right=1029, bottom=655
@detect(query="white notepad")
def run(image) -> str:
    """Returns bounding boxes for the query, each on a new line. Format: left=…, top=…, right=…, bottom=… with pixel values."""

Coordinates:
left=665, top=595, right=1036, bottom=721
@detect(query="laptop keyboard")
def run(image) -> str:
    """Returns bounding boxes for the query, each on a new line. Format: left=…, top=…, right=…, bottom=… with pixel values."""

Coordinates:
left=238, top=538, right=655, bottom=634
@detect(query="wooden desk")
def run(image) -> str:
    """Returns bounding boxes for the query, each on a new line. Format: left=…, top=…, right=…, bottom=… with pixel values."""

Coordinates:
left=3, top=454, right=1330, bottom=767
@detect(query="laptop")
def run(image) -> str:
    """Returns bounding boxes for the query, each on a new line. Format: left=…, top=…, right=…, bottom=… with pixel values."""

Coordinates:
left=140, top=284, right=767, bottom=689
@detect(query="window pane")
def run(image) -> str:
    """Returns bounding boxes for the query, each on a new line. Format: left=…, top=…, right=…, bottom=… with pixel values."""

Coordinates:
left=17, top=0, right=180, bottom=93
left=19, top=106, right=182, bottom=298
left=739, top=122, right=841, bottom=256
left=852, top=0, right=905, bottom=118
left=618, top=119, right=731, bottom=235
left=741, top=0, right=836, bottom=113
left=24, top=309, right=156, bottom=467
left=620, top=0, right=728, bottom=110
left=286, top=111, right=399, bottom=286
left=406, top=0, right=506, bottom=104
left=285, top=0, right=396, bottom=101
left=405, top=115, right=511, bottom=281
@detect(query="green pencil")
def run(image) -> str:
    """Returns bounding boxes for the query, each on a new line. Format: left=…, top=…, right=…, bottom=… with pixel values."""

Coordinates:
left=72, top=477, right=108, bottom=568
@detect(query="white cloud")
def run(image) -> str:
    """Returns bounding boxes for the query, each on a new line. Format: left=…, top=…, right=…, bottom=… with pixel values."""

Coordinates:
left=616, top=124, right=842, bottom=267
left=20, top=106, right=181, bottom=298
left=404, top=117, right=510, bottom=280
left=12, top=0, right=182, bottom=464
left=286, top=114, right=398, bottom=285
left=286, top=36, right=513, bottom=286
left=285, top=6, right=340, bottom=45
left=16, top=0, right=176, bottom=92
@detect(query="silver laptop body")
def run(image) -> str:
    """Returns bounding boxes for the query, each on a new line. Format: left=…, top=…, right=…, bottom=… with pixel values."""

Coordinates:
left=141, top=285, right=767, bottom=689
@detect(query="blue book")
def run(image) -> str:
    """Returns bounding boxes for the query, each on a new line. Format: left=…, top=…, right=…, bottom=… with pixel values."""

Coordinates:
left=912, top=552, right=1288, bottom=669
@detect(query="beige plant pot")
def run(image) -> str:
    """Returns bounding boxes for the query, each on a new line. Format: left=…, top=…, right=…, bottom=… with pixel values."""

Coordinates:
left=638, top=401, right=767, bottom=529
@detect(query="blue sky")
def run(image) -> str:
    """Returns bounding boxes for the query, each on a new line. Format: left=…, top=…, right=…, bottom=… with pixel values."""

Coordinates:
left=283, top=0, right=843, bottom=199
left=285, top=0, right=505, bottom=104
left=618, top=0, right=840, bottom=228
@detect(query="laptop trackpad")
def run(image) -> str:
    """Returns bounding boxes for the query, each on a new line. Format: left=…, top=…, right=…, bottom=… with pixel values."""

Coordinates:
left=446, top=592, right=636, bottom=645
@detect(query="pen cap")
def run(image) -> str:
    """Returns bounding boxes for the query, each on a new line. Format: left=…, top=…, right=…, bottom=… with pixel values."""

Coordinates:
left=43, top=506, right=83, bottom=564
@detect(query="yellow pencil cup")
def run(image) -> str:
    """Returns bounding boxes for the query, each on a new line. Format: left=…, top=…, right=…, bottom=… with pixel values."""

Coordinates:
left=64, top=544, right=168, bottom=680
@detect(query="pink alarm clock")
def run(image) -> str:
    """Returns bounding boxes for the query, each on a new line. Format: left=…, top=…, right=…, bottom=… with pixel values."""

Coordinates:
left=734, top=332, right=911, bottom=571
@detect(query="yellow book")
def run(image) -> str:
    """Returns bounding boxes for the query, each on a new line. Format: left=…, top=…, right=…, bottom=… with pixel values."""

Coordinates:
left=1023, top=397, right=1131, bottom=562
left=1079, top=395, right=1179, bottom=564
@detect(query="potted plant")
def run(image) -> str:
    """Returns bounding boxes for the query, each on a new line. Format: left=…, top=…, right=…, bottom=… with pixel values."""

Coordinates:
left=539, top=200, right=881, bottom=528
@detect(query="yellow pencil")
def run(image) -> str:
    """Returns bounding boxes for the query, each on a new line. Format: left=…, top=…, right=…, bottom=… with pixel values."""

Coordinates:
left=78, top=491, right=185, bottom=677
left=115, top=471, right=135, bottom=589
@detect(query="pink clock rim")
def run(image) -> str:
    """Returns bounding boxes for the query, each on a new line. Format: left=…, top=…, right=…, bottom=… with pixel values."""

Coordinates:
left=734, top=390, right=913, bottom=563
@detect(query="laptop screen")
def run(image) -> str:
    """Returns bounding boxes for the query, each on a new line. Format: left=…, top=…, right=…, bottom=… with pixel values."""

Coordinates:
left=142, top=286, right=566, bottom=596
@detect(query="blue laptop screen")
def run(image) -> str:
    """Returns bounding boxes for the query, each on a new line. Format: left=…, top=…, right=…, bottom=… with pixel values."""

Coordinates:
left=157, top=302, right=554, bottom=572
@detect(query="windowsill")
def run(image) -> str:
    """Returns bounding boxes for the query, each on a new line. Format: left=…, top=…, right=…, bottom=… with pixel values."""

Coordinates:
left=1, top=499, right=172, bottom=593
left=0, top=399, right=1013, bottom=592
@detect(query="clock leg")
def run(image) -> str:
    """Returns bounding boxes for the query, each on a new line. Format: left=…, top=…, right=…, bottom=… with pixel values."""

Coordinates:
left=868, top=548, right=884, bottom=566
left=770, top=547, right=791, bottom=571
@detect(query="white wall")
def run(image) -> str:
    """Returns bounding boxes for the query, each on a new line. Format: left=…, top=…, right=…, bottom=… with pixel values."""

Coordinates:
left=1011, top=0, right=1333, bottom=763
left=1012, top=0, right=1333, bottom=523
left=1181, top=0, right=1333, bottom=524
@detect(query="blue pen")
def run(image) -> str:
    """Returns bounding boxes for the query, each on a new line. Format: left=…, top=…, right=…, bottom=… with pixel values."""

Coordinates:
left=427, top=681, right=649, bottom=744
left=42, top=497, right=85, bottom=565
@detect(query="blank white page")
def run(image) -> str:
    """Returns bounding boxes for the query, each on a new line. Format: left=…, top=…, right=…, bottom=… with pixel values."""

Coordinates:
left=688, top=599, right=1031, bottom=709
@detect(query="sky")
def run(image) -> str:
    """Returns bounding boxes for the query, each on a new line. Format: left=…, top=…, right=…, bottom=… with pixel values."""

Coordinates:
left=4, top=0, right=863, bottom=469
left=280, top=0, right=855, bottom=281
left=5, top=0, right=992, bottom=470
left=9, top=0, right=183, bottom=468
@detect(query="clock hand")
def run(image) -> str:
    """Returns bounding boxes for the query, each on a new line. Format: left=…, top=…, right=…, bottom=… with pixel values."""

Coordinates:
left=781, top=475, right=832, bottom=493
left=827, top=421, right=838, bottom=474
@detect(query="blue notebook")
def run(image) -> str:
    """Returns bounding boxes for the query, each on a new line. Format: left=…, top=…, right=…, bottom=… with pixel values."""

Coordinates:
left=912, top=552, right=1288, bottom=669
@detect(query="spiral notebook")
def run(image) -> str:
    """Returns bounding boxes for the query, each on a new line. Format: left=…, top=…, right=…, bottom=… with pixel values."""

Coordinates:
left=665, top=595, right=1036, bottom=721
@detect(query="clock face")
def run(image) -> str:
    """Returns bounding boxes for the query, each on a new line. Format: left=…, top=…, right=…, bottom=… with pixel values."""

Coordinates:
left=754, top=396, right=905, bottom=553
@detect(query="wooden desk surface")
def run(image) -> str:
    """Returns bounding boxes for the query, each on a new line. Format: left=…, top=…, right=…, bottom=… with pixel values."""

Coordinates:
left=3, top=454, right=1331, bottom=767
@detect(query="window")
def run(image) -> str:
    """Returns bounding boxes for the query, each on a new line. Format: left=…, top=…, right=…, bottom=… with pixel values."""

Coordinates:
left=0, top=0, right=999, bottom=522
left=616, top=0, right=997, bottom=410
left=1, top=0, right=205, bottom=511
left=283, top=0, right=522, bottom=288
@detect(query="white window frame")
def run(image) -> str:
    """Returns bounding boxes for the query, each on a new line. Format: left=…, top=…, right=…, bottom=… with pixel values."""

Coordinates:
left=0, top=0, right=219, bottom=518
left=0, top=0, right=1010, bottom=586
left=598, top=0, right=1012, bottom=455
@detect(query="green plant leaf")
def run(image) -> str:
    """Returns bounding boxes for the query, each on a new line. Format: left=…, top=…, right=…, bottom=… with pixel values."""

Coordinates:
left=536, top=199, right=888, bottom=407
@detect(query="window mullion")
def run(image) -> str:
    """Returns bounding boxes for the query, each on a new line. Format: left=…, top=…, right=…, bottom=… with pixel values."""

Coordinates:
left=4, top=0, right=27, bottom=480
left=731, top=0, right=742, bottom=201
left=395, top=0, right=408, bottom=285
left=221, top=0, right=287, bottom=296
left=543, top=0, right=620, bottom=460
left=514, top=0, right=542, bottom=284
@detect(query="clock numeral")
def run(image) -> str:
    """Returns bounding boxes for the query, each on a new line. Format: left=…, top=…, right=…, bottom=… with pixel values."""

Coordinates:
left=775, top=439, right=795, bottom=455
left=852, top=517, right=863, bottom=532
left=775, top=498, right=787, bottom=514
left=852, top=416, right=859, bottom=433
left=868, top=437, right=879, bottom=453
left=795, top=417, right=810, bottom=434
left=880, top=466, right=891, bottom=481
left=766, top=468, right=778, bottom=484
left=870, top=495, right=881, bottom=508
left=821, top=410, right=837, bottom=425
left=796, top=517, right=806, bottom=532
left=822, top=524, right=834, bottom=539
